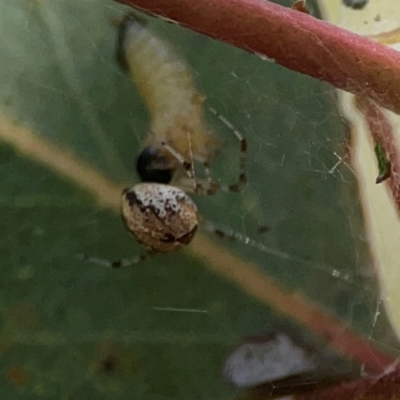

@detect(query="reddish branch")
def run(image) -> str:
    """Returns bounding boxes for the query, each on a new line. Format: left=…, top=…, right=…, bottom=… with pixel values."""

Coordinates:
left=296, top=367, right=400, bottom=400
left=355, top=97, right=400, bottom=212
left=115, top=0, right=400, bottom=116
left=246, top=367, right=400, bottom=400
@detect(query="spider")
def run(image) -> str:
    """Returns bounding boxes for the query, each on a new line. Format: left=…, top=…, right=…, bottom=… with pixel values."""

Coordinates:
left=84, top=13, right=247, bottom=268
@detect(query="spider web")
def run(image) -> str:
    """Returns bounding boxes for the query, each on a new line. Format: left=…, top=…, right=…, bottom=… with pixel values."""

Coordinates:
left=0, top=0, right=397, bottom=398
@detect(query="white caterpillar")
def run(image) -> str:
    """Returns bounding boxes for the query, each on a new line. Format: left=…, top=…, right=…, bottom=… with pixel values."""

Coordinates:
left=117, top=14, right=219, bottom=166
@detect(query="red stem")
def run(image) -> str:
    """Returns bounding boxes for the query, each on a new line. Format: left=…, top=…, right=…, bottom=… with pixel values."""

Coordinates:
left=355, top=97, right=400, bottom=211
left=296, top=367, right=400, bottom=400
left=115, top=0, right=400, bottom=116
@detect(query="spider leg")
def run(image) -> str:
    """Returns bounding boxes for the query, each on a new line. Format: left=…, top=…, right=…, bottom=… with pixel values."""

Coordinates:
left=180, top=159, right=220, bottom=195
left=177, top=170, right=220, bottom=195
left=202, top=220, right=237, bottom=241
left=159, top=140, right=216, bottom=194
left=76, top=253, right=147, bottom=269
left=160, top=140, right=194, bottom=179
left=208, top=107, right=247, bottom=193
left=160, top=139, right=207, bottom=193
left=200, top=161, right=220, bottom=195
left=159, top=107, right=247, bottom=196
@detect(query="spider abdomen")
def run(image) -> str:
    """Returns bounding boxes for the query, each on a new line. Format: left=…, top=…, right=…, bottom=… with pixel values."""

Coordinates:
left=122, top=183, right=199, bottom=253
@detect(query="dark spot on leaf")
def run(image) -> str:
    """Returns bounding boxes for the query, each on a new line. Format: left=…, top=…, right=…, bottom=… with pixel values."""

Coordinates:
left=7, top=366, right=28, bottom=386
left=98, top=355, right=118, bottom=375
left=257, top=225, right=270, bottom=234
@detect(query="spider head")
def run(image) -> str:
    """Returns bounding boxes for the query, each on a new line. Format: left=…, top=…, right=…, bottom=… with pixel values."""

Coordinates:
left=136, top=146, right=174, bottom=184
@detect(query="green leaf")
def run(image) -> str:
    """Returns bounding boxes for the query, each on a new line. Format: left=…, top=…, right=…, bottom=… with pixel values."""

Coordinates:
left=374, top=142, right=391, bottom=184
